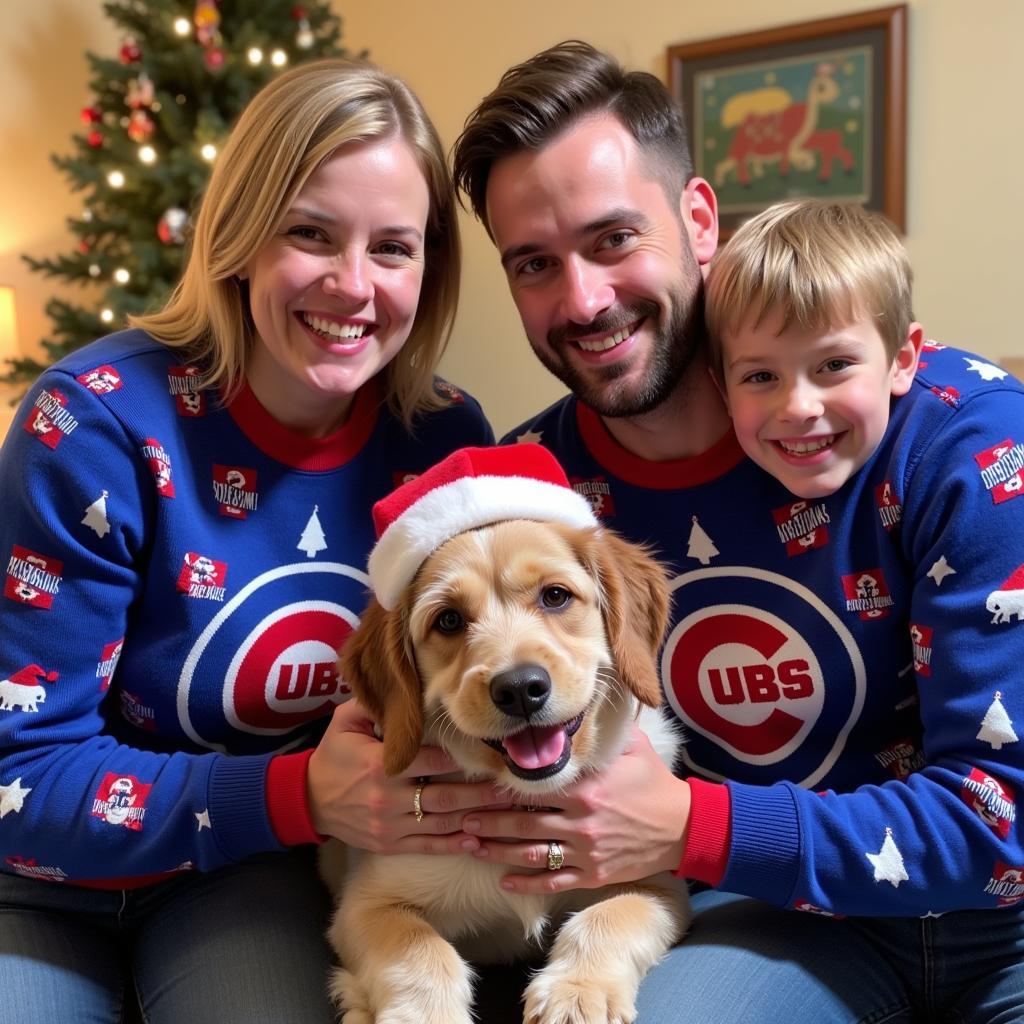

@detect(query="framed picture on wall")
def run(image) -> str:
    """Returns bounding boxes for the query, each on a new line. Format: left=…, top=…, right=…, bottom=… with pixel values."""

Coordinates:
left=667, top=4, right=907, bottom=238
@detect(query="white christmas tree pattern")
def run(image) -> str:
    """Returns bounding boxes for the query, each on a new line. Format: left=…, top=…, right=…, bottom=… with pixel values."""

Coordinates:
left=297, top=505, right=328, bottom=558
left=81, top=491, right=111, bottom=538
left=977, top=691, right=1019, bottom=750
left=687, top=516, right=719, bottom=565
left=0, top=777, right=32, bottom=819
left=866, top=827, right=909, bottom=887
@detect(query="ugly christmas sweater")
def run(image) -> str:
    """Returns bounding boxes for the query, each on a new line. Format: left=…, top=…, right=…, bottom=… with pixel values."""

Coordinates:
left=503, top=343, right=1024, bottom=917
left=0, top=329, right=493, bottom=887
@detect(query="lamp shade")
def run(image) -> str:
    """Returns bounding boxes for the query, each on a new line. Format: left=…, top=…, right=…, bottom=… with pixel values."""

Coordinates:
left=0, top=287, right=16, bottom=359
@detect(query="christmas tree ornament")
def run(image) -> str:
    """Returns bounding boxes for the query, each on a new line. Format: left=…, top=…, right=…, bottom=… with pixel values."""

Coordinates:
left=87, top=130, right=104, bottom=149
left=119, top=38, right=142, bottom=64
left=126, top=74, right=155, bottom=110
left=203, top=47, right=225, bottom=72
left=157, top=207, right=189, bottom=245
left=194, top=0, right=221, bottom=47
left=127, top=110, right=156, bottom=143
left=294, top=6, right=315, bottom=49
left=80, top=105, right=102, bottom=125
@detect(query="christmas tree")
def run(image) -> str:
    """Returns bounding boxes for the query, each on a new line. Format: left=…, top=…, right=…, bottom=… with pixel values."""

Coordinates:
left=3, top=0, right=356, bottom=392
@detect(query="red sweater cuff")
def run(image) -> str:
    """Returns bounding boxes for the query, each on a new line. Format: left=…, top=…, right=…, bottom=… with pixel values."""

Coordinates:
left=265, top=750, right=326, bottom=847
left=675, top=777, right=731, bottom=886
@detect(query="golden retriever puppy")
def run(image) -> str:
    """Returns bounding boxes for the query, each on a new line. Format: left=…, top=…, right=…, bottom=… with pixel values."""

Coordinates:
left=321, top=445, right=688, bottom=1024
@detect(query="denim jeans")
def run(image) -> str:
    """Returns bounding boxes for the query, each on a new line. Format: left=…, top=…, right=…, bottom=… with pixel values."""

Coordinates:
left=0, top=847, right=336, bottom=1024
left=635, top=889, right=1024, bottom=1023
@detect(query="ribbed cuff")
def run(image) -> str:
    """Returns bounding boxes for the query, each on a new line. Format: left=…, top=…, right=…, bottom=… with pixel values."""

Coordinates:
left=208, top=754, right=283, bottom=861
left=720, top=780, right=801, bottom=903
left=676, top=777, right=731, bottom=885
left=266, top=750, right=325, bottom=847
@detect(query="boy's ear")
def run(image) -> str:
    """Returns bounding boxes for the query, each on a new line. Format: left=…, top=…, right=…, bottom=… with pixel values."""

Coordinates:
left=890, top=322, right=924, bottom=396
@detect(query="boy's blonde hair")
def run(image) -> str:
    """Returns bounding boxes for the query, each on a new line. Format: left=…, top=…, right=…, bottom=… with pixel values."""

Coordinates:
left=131, top=58, right=460, bottom=427
left=706, top=200, right=912, bottom=380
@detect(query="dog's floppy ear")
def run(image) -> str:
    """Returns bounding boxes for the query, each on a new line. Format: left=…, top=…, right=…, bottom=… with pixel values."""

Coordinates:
left=575, top=527, right=670, bottom=708
left=338, top=596, right=424, bottom=776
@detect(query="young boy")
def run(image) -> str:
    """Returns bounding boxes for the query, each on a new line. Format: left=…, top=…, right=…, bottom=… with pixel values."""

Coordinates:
left=706, top=199, right=922, bottom=500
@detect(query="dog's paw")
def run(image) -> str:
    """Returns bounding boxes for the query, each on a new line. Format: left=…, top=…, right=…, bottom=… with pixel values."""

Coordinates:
left=328, top=967, right=372, bottom=1023
left=523, top=971, right=637, bottom=1024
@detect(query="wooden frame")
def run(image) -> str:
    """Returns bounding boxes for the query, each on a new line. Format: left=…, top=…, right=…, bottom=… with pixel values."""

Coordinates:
left=667, top=5, right=907, bottom=237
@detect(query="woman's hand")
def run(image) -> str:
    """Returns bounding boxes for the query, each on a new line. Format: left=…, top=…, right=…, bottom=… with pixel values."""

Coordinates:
left=460, top=724, right=692, bottom=893
left=306, top=699, right=509, bottom=855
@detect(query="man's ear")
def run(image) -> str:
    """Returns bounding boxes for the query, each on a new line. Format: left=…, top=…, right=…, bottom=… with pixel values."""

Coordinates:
left=890, top=322, right=924, bottom=396
left=681, top=177, right=718, bottom=268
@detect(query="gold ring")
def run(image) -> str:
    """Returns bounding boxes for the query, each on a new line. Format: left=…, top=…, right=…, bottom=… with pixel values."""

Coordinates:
left=547, top=841, right=564, bottom=871
left=412, top=781, right=426, bottom=823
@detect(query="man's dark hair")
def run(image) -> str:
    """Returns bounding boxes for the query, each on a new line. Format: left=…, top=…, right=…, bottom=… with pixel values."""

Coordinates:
left=452, top=40, right=694, bottom=238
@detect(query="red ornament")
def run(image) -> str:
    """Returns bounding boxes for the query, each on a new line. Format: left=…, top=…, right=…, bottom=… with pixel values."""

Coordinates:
left=80, top=106, right=102, bottom=125
left=79, top=240, right=92, bottom=254
left=120, top=39, right=142, bottom=64
left=87, top=130, right=104, bottom=148
left=127, top=110, right=155, bottom=143
left=292, top=5, right=308, bottom=19
left=203, top=47, right=225, bottom=71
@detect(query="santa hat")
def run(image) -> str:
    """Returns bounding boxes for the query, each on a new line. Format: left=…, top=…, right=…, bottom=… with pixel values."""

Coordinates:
left=8, top=665, right=58, bottom=686
left=368, top=444, right=598, bottom=609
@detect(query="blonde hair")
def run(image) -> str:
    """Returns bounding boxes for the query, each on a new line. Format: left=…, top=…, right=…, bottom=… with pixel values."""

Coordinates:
left=131, top=58, right=460, bottom=427
left=705, top=200, right=912, bottom=380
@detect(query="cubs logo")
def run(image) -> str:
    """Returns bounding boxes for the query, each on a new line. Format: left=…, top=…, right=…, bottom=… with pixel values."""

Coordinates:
left=77, top=365, right=123, bottom=395
left=984, top=862, right=1024, bottom=907
left=91, top=772, right=151, bottom=831
left=772, top=500, right=830, bottom=556
left=22, top=388, right=79, bottom=449
left=663, top=567, right=865, bottom=787
left=841, top=568, right=894, bottom=620
left=961, top=767, right=1016, bottom=838
left=975, top=439, right=1024, bottom=505
left=874, top=481, right=902, bottom=532
left=212, top=465, right=259, bottom=518
left=571, top=477, right=615, bottom=519
left=176, top=561, right=369, bottom=751
left=4, top=547, right=63, bottom=610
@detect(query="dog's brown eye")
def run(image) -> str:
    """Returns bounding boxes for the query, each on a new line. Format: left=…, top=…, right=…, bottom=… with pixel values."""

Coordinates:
left=434, top=608, right=465, bottom=634
left=541, top=586, right=572, bottom=609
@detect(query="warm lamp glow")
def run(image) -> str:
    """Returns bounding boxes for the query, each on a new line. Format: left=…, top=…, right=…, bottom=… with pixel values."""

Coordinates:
left=0, top=286, right=17, bottom=359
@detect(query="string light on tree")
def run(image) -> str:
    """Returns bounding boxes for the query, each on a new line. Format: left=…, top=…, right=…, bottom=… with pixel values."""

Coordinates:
left=100, top=309, right=115, bottom=324
left=271, top=49, right=288, bottom=68
left=138, top=145, right=157, bottom=165
left=173, top=16, right=191, bottom=36
left=200, top=143, right=217, bottom=163
left=247, top=47, right=264, bottom=65
left=107, top=170, right=126, bottom=188
left=113, top=268, right=131, bottom=285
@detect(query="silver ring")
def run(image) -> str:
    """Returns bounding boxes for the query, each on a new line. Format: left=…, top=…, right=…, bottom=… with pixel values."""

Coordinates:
left=547, top=841, right=564, bottom=871
left=412, top=781, right=426, bottom=823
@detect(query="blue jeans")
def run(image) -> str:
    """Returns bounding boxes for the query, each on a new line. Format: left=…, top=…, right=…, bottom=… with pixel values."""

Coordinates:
left=0, top=848, right=336, bottom=1024
left=636, top=889, right=1024, bottom=1023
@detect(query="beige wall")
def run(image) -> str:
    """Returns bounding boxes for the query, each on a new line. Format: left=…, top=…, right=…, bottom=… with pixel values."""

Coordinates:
left=2, top=0, right=1021, bottom=440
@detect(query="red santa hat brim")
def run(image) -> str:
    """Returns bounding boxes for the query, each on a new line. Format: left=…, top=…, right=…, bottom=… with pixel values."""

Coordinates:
left=368, top=445, right=598, bottom=609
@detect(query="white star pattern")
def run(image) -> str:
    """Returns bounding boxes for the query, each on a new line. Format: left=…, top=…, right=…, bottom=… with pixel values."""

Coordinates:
left=195, top=809, right=212, bottom=831
left=926, top=556, right=957, bottom=586
left=515, top=429, right=544, bottom=445
left=0, top=778, right=32, bottom=818
left=964, top=358, right=1009, bottom=382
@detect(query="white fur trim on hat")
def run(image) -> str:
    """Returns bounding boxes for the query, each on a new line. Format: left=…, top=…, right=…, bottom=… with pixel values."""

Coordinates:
left=368, top=474, right=597, bottom=609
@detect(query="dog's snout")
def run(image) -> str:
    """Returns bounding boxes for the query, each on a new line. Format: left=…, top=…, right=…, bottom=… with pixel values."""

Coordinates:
left=489, top=665, right=551, bottom=718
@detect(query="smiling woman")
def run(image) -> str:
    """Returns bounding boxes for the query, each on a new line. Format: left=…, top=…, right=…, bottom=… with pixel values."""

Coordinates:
left=0, top=58, right=493, bottom=1023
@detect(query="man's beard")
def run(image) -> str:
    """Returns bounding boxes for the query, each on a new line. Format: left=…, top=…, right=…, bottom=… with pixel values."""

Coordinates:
left=531, top=252, right=704, bottom=419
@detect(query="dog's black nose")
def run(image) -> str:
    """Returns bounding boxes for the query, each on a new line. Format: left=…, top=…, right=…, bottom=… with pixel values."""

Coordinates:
left=490, top=665, right=551, bottom=719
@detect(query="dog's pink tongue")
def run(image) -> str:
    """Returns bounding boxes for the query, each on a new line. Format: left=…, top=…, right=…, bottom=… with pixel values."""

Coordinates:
left=502, top=725, right=567, bottom=770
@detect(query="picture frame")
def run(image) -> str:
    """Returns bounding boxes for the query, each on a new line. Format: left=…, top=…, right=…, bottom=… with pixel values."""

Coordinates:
left=667, top=5, right=907, bottom=237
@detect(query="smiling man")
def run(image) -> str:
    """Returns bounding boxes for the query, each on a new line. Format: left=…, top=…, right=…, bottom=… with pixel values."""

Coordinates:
left=452, top=39, right=1024, bottom=1024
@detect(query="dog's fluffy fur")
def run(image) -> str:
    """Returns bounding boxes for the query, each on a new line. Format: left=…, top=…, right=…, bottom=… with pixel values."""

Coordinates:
left=320, top=519, right=689, bottom=1024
